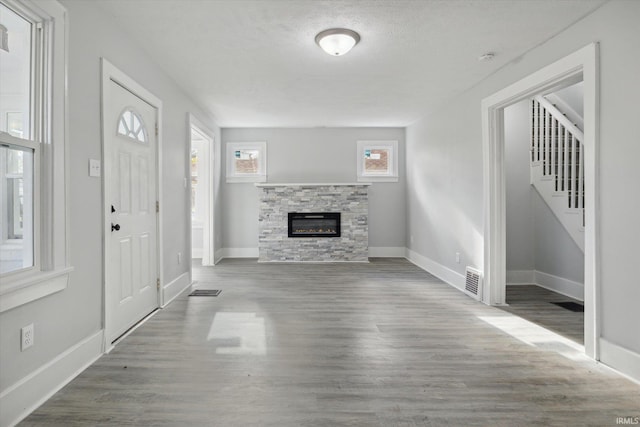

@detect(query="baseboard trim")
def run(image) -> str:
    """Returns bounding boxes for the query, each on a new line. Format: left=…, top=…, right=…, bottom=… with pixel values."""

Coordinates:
left=0, top=330, right=103, bottom=427
left=369, top=247, right=406, bottom=257
left=599, top=338, right=640, bottom=385
left=219, top=248, right=259, bottom=259
left=506, top=269, right=584, bottom=301
left=191, top=248, right=203, bottom=259
left=534, top=270, right=584, bottom=301
left=405, top=249, right=466, bottom=291
left=506, top=269, right=535, bottom=285
left=162, top=272, right=191, bottom=307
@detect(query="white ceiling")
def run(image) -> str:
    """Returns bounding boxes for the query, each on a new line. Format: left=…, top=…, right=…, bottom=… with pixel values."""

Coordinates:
left=94, top=0, right=605, bottom=128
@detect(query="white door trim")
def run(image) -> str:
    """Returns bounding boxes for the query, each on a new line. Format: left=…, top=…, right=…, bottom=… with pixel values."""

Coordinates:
left=187, top=114, right=216, bottom=268
left=481, top=43, right=600, bottom=359
left=100, top=58, right=164, bottom=351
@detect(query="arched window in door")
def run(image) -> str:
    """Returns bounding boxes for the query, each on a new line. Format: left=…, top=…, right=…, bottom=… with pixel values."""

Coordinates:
left=117, top=108, right=148, bottom=143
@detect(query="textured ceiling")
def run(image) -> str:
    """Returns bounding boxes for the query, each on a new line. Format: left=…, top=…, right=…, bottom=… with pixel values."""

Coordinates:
left=93, top=0, right=605, bottom=127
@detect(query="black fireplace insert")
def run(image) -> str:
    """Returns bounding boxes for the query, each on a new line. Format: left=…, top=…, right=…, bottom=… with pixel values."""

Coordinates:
left=288, top=212, right=341, bottom=238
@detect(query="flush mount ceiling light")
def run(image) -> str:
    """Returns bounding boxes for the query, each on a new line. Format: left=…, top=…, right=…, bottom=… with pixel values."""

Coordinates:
left=315, top=28, right=360, bottom=56
left=478, top=53, right=495, bottom=62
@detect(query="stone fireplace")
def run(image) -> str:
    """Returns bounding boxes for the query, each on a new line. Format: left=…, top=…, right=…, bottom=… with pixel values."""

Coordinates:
left=256, top=183, right=370, bottom=262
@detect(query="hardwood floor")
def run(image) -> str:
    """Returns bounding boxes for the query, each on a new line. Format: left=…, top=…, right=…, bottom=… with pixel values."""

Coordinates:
left=21, top=258, right=639, bottom=426
left=502, top=285, right=584, bottom=345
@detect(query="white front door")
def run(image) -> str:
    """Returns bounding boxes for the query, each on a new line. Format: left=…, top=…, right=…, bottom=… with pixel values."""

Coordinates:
left=104, top=79, right=159, bottom=344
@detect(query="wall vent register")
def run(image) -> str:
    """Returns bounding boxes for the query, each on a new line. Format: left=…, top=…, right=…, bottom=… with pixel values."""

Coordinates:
left=288, top=212, right=341, bottom=238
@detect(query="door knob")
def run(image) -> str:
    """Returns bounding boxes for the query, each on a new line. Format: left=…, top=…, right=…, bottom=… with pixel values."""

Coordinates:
left=111, top=223, right=120, bottom=232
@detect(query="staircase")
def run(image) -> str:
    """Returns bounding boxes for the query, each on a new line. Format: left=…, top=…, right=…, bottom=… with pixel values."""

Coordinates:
left=530, top=95, right=584, bottom=252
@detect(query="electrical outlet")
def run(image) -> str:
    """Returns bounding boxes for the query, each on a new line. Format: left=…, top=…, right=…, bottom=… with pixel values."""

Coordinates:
left=21, top=324, right=34, bottom=351
left=456, top=252, right=461, bottom=263
left=177, top=252, right=182, bottom=265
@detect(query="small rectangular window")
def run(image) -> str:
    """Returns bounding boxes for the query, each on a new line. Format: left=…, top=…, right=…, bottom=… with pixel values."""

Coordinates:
left=226, top=142, right=266, bottom=183
left=364, top=148, right=390, bottom=174
left=357, top=140, right=398, bottom=182
left=234, top=149, right=260, bottom=174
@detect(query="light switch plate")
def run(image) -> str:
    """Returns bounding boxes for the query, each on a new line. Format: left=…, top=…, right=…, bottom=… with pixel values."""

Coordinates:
left=89, top=159, right=101, bottom=177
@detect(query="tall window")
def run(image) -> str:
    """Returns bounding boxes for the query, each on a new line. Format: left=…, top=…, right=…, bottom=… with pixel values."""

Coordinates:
left=0, top=0, right=69, bottom=312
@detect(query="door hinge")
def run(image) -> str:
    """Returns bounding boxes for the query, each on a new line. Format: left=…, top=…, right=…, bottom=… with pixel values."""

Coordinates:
left=156, top=278, right=160, bottom=290
left=156, top=201, right=159, bottom=213
left=155, top=123, right=158, bottom=136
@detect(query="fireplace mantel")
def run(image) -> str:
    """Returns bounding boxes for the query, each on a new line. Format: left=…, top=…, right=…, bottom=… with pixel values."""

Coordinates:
left=255, top=182, right=371, bottom=188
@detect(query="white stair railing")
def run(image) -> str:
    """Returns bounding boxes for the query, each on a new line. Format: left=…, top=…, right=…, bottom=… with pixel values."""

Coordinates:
left=530, top=96, right=585, bottom=250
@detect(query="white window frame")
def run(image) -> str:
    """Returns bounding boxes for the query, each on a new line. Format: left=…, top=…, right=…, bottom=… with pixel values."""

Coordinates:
left=0, top=0, right=72, bottom=313
left=226, top=141, right=267, bottom=183
left=356, top=140, right=398, bottom=182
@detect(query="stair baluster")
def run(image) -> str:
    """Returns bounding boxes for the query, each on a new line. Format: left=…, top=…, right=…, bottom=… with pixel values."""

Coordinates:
left=531, top=100, right=536, bottom=162
left=530, top=95, right=585, bottom=251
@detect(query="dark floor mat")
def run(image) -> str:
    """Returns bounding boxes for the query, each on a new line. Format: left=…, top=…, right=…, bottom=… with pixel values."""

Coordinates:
left=189, top=289, right=221, bottom=297
left=551, top=301, right=584, bottom=312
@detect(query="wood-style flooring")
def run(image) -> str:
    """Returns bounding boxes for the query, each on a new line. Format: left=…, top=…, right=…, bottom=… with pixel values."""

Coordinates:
left=502, top=284, right=584, bottom=345
left=20, top=258, right=640, bottom=426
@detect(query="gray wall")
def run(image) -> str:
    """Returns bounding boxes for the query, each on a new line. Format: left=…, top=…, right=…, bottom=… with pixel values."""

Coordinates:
left=0, top=0, right=219, bottom=391
left=406, top=0, right=640, bottom=359
left=532, top=191, right=584, bottom=283
left=553, top=81, right=584, bottom=117
left=504, top=100, right=584, bottom=283
left=406, top=96, right=484, bottom=273
left=504, top=100, right=535, bottom=272
left=221, top=128, right=406, bottom=250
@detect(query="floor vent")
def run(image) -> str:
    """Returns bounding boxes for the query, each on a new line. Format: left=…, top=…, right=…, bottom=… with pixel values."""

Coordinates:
left=464, top=267, right=483, bottom=300
left=189, top=289, right=221, bottom=297
left=551, top=301, right=584, bottom=312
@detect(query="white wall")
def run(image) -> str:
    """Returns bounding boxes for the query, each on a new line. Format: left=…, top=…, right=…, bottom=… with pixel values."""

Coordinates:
left=0, top=1, right=220, bottom=421
left=504, top=101, right=535, bottom=272
left=406, top=0, right=640, bottom=375
left=504, top=100, right=584, bottom=285
left=221, top=128, right=406, bottom=252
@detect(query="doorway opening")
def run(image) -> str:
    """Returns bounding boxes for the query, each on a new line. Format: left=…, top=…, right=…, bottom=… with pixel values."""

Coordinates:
left=503, top=80, right=585, bottom=345
left=481, top=44, right=599, bottom=359
left=189, top=115, right=215, bottom=266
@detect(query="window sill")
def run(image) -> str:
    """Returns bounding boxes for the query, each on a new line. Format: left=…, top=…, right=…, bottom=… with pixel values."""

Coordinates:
left=226, top=175, right=267, bottom=183
left=0, top=267, right=74, bottom=313
left=357, top=175, right=398, bottom=183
